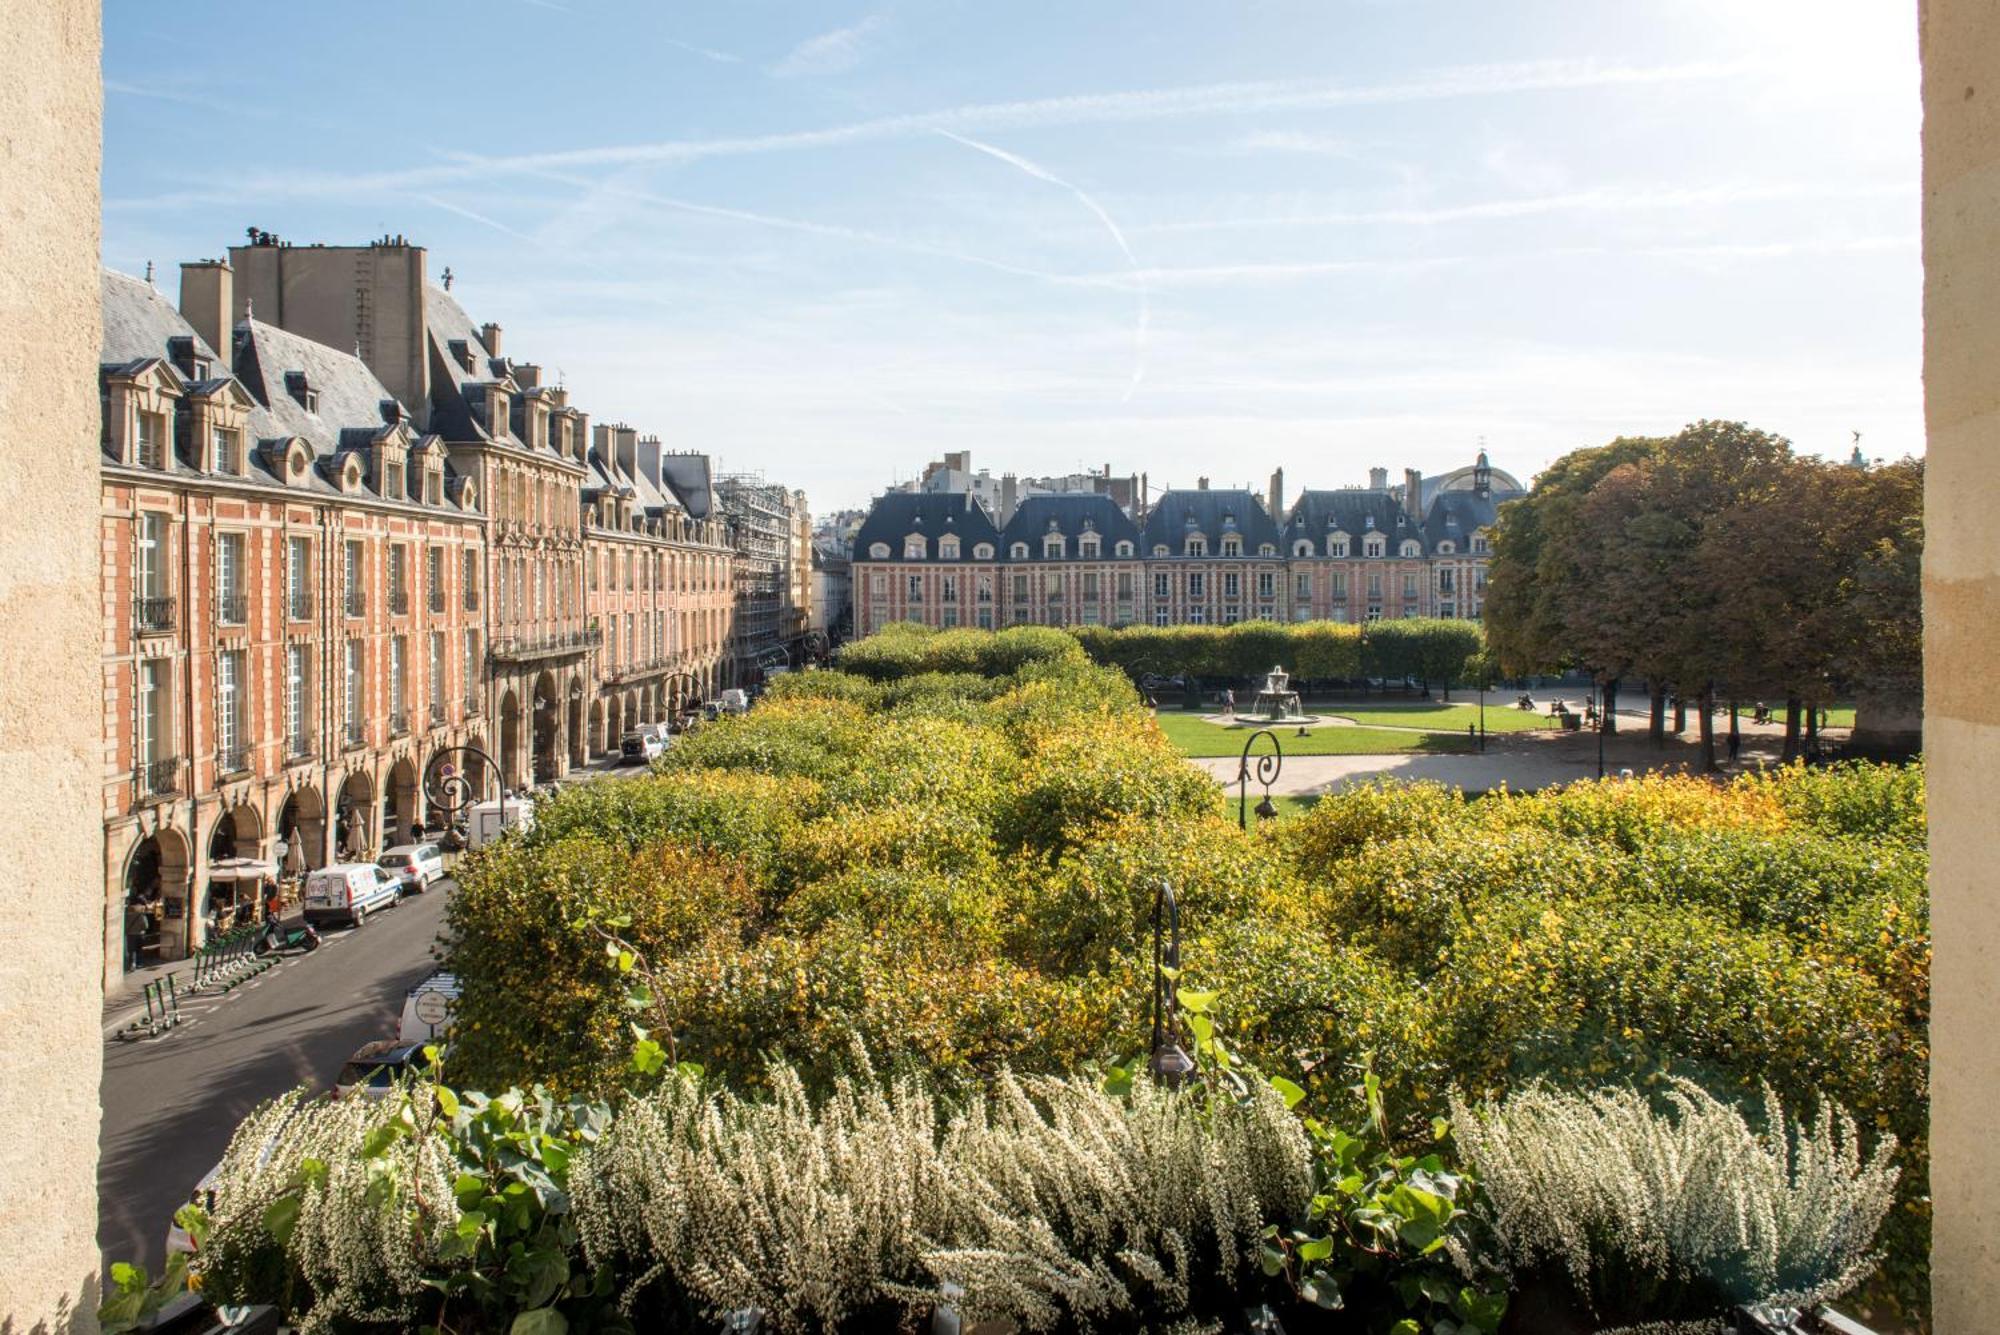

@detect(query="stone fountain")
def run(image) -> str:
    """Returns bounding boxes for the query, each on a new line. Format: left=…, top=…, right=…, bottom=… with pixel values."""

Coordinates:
left=1249, top=665, right=1304, bottom=721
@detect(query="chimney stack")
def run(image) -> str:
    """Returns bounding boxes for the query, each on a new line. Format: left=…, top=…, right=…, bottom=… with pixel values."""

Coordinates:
left=1268, top=467, right=1285, bottom=520
left=1404, top=468, right=1423, bottom=521
left=1198, top=476, right=1210, bottom=490
left=480, top=321, right=503, bottom=357
left=1000, top=473, right=1019, bottom=525
left=1368, top=466, right=1389, bottom=491
left=179, top=260, right=233, bottom=362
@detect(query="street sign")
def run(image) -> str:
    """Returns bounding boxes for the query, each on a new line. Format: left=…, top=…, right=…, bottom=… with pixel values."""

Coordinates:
left=414, top=990, right=452, bottom=1028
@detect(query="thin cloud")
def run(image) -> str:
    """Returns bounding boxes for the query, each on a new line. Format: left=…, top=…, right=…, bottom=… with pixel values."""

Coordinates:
left=668, top=38, right=741, bottom=64
left=1137, top=180, right=1915, bottom=234
left=770, top=16, right=883, bottom=79
left=518, top=0, right=572, bottom=11
left=415, top=195, right=545, bottom=248
left=104, top=56, right=1755, bottom=212
left=1231, top=130, right=1360, bottom=156
left=937, top=130, right=1152, bottom=402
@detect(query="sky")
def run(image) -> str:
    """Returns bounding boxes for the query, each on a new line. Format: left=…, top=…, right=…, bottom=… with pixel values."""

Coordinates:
left=102, top=0, right=1922, bottom=513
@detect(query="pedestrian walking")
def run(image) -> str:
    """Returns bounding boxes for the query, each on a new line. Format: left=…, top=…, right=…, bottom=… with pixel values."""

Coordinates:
left=1222, top=688, right=1235, bottom=718
left=123, top=899, right=148, bottom=972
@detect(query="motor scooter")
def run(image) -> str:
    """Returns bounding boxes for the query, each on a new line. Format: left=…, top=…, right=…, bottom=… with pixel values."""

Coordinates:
left=256, top=916, right=321, bottom=955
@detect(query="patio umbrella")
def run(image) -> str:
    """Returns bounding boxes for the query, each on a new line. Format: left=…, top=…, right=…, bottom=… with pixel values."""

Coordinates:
left=342, top=809, right=366, bottom=860
left=283, top=832, right=305, bottom=878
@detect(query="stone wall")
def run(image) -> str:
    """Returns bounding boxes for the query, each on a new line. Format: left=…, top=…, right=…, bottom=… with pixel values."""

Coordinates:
left=0, top=0, right=105, bottom=1326
left=1922, top=0, right=2000, bottom=1323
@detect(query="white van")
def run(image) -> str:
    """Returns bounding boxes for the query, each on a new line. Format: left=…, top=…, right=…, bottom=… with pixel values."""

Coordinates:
left=302, top=863, right=401, bottom=927
left=399, top=971, right=461, bottom=1043
left=717, top=688, right=750, bottom=714
left=467, top=796, right=536, bottom=850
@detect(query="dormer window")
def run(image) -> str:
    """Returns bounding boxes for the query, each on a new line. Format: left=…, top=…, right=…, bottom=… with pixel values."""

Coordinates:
left=1259, top=543, right=1276, bottom=557
left=1185, top=537, right=1207, bottom=557
left=1365, top=537, right=1385, bottom=558
left=974, top=542, right=994, bottom=560
left=1471, top=534, right=1490, bottom=555
left=1294, top=540, right=1313, bottom=557
left=939, top=536, right=960, bottom=560
left=1079, top=538, right=1099, bottom=559
left=134, top=408, right=167, bottom=469
left=1043, top=535, right=1065, bottom=559
left=1400, top=540, right=1421, bottom=558
left=1115, top=541, right=1133, bottom=557
left=1152, top=544, right=1169, bottom=557
left=904, top=536, right=927, bottom=560
left=869, top=542, right=891, bottom=560
left=1436, top=541, right=1455, bottom=555
left=285, top=372, right=317, bottom=413
left=213, top=425, right=242, bottom=476
left=450, top=340, right=477, bottom=375
left=1364, top=515, right=1375, bottom=530
left=1220, top=537, right=1241, bottom=557
left=1329, top=537, right=1349, bottom=558
left=1011, top=542, right=1028, bottom=559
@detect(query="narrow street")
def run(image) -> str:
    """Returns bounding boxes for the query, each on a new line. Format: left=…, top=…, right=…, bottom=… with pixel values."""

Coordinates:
left=97, top=882, right=454, bottom=1273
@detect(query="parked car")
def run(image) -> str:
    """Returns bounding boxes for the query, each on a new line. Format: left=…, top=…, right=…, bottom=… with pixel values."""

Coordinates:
left=165, top=1118, right=293, bottom=1257
left=399, top=971, right=461, bottom=1043
left=377, top=842, right=445, bottom=896
left=717, top=688, right=750, bottom=714
left=301, top=863, right=401, bottom=928
left=620, top=727, right=669, bottom=764
left=333, top=1039, right=433, bottom=1099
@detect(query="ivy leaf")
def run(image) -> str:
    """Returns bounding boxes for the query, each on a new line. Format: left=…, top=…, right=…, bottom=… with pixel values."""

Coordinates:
left=510, top=1308, right=568, bottom=1335
left=436, top=1086, right=461, bottom=1118
left=1295, top=1236, right=1335, bottom=1263
left=1178, top=988, right=1218, bottom=1014
left=616, top=950, right=636, bottom=974
left=263, top=1195, right=302, bottom=1245
left=1269, top=1077, right=1307, bottom=1109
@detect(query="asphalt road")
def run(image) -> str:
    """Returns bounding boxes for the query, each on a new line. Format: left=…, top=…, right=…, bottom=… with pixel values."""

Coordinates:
left=97, top=880, right=454, bottom=1274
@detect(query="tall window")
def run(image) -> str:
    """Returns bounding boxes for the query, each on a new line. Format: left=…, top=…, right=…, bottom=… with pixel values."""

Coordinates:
left=428, top=547, right=445, bottom=612
left=907, top=573, right=922, bottom=600
left=463, top=629, right=479, bottom=709
left=498, top=561, right=511, bottom=620
left=1188, top=572, right=1206, bottom=599
left=136, top=655, right=167, bottom=759
left=344, top=639, right=363, bottom=743
left=135, top=408, right=166, bottom=469
left=625, top=614, right=635, bottom=667
left=464, top=548, right=480, bottom=609
left=1258, top=572, right=1274, bottom=600
left=217, top=649, right=244, bottom=768
left=388, top=545, right=409, bottom=614
left=344, top=540, right=364, bottom=618
left=287, top=536, right=311, bottom=620
left=429, top=632, right=445, bottom=719
left=213, top=425, right=242, bottom=475
left=1224, top=572, right=1240, bottom=599
left=389, top=636, right=407, bottom=729
left=1154, top=572, right=1169, bottom=599
left=137, top=511, right=166, bottom=600
left=285, top=644, right=309, bottom=756
left=217, top=533, right=245, bottom=624
left=1402, top=573, right=1418, bottom=600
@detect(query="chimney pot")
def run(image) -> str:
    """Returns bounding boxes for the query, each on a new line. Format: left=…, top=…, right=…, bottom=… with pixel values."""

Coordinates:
left=178, top=260, right=234, bottom=367
left=480, top=322, right=503, bottom=356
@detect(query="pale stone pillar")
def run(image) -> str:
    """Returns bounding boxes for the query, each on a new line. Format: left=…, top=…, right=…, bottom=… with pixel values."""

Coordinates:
left=0, top=0, right=104, bottom=1323
left=1923, top=0, right=2000, bottom=1322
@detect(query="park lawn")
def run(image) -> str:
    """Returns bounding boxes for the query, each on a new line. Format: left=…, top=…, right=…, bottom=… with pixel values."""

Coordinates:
left=1151, top=711, right=1479, bottom=758
left=1318, top=701, right=1551, bottom=734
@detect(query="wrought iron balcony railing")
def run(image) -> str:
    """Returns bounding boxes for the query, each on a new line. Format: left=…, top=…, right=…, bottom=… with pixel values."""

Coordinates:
left=286, top=734, right=313, bottom=762
left=288, top=592, right=313, bottom=621
left=344, top=590, right=366, bottom=619
left=343, top=721, right=365, bottom=749
left=389, top=589, right=410, bottom=616
left=429, top=701, right=446, bottom=727
left=216, top=743, right=248, bottom=775
left=141, top=756, right=178, bottom=796
left=463, top=589, right=480, bottom=611
left=217, top=592, right=248, bottom=625
left=429, top=590, right=446, bottom=614
left=389, top=711, right=410, bottom=737
left=134, top=596, right=176, bottom=633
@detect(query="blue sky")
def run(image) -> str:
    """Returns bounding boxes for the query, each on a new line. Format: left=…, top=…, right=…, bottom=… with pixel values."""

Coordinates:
left=103, top=0, right=1920, bottom=512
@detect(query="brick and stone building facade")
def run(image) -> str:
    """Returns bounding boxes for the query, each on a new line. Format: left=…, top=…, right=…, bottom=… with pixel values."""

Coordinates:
left=101, top=270, right=487, bottom=973
left=851, top=459, right=1522, bottom=636
left=97, top=238, right=785, bottom=980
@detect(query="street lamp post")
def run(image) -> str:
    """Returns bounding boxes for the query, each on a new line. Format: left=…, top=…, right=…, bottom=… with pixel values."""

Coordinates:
left=1236, top=727, right=1283, bottom=831
left=1596, top=679, right=1607, bottom=780
left=424, top=742, right=505, bottom=846
left=1149, top=881, right=1194, bottom=1087
left=662, top=671, right=701, bottom=732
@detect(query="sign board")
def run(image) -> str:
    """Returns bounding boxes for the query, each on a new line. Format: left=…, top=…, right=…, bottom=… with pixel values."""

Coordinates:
left=414, top=990, right=452, bottom=1028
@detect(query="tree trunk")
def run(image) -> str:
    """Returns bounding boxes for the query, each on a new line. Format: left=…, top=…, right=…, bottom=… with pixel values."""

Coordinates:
left=1782, top=697, right=1801, bottom=763
left=1649, top=683, right=1667, bottom=745
left=1698, top=685, right=1717, bottom=773
left=1672, top=695, right=1686, bottom=734
left=1602, top=678, right=1619, bottom=734
left=1806, top=703, right=1820, bottom=757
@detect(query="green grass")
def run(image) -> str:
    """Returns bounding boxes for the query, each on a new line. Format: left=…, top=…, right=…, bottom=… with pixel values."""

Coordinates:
left=1314, top=701, right=1552, bottom=734
left=1151, top=710, right=1479, bottom=758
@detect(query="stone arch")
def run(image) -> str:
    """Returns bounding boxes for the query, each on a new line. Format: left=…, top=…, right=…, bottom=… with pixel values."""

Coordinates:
left=499, top=690, right=523, bottom=792
left=532, top=669, right=561, bottom=783
left=567, top=676, right=586, bottom=768
left=276, top=782, right=326, bottom=877
left=335, top=767, right=377, bottom=862
left=387, top=754, right=421, bottom=844
left=589, top=698, right=605, bottom=755
left=605, top=692, right=624, bottom=746
left=207, top=800, right=263, bottom=863
left=122, top=825, right=192, bottom=969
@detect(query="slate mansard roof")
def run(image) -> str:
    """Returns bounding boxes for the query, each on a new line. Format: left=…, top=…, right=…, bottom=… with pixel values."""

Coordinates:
left=1419, top=488, right=1508, bottom=550
left=852, top=493, right=1002, bottom=561
left=99, top=268, right=472, bottom=512
left=1283, top=490, right=1417, bottom=550
left=1140, top=489, right=1282, bottom=556
left=999, top=493, right=1142, bottom=558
